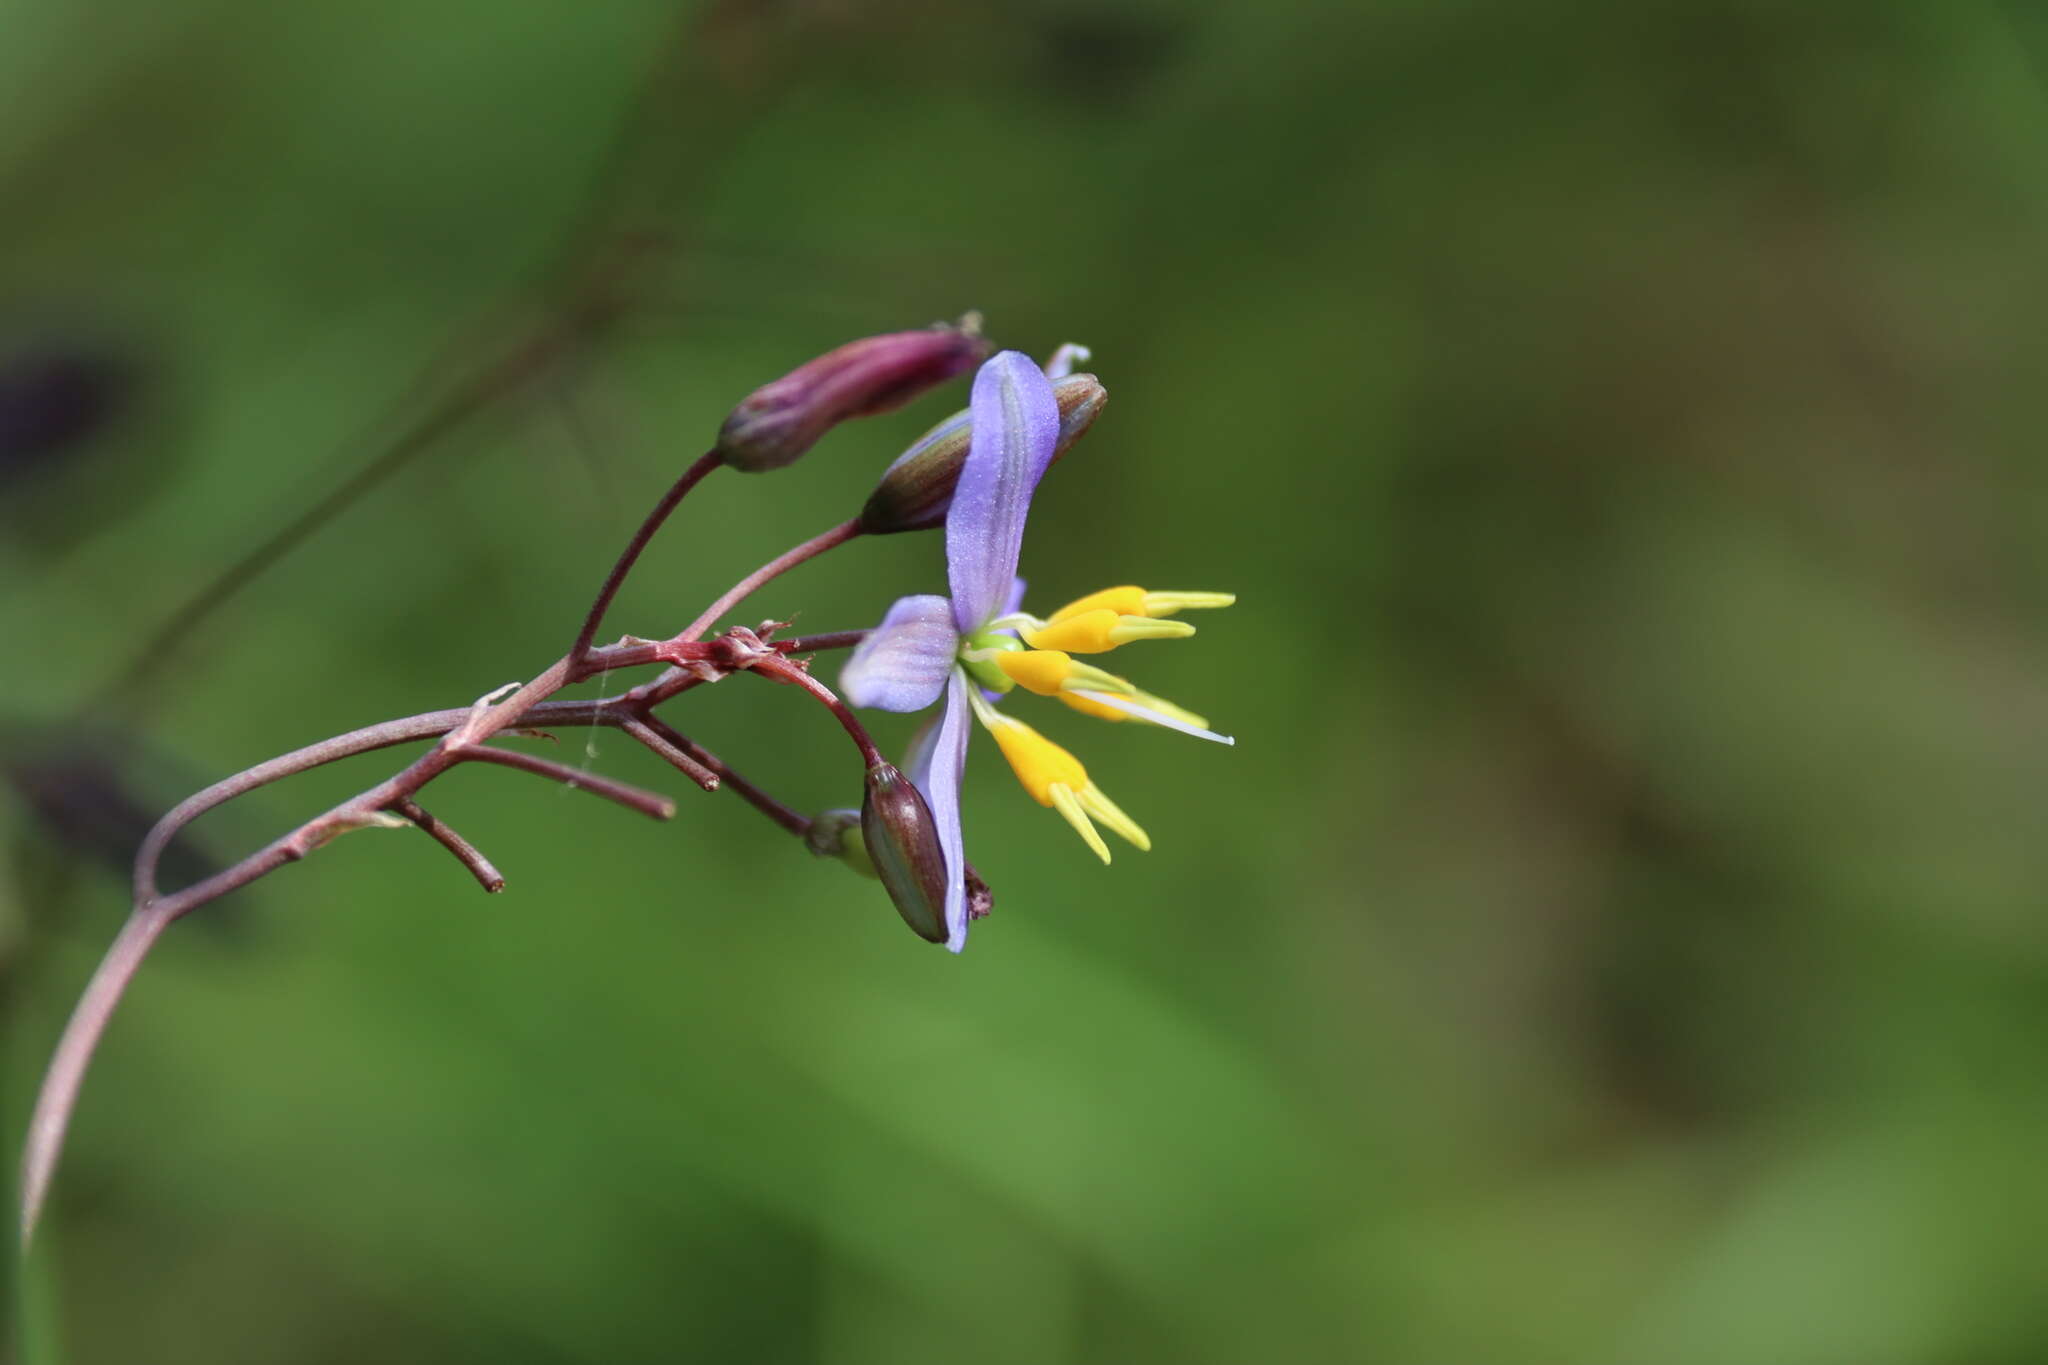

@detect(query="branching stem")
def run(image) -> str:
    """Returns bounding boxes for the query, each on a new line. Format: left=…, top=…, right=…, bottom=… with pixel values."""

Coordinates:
left=23, top=609, right=879, bottom=1247
left=26, top=431, right=895, bottom=1253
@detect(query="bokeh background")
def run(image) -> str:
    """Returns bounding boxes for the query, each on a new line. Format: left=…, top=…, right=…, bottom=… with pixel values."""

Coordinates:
left=6, top=1, right=2048, bottom=1361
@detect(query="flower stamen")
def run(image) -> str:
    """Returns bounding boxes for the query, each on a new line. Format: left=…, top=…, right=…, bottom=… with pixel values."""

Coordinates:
left=966, top=690, right=1151, bottom=861
left=1049, top=586, right=1235, bottom=622
left=1074, top=781, right=1149, bottom=853
left=1048, top=783, right=1111, bottom=863
left=1065, top=689, right=1233, bottom=744
left=1022, top=609, right=1195, bottom=653
left=994, top=649, right=1135, bottom=698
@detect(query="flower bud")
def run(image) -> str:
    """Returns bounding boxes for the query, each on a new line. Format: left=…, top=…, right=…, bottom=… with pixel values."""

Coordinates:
left=804, top=808, right=875, bottom=877
left=860, top=762, right=951, bottom=944
left=715, top=319, right=991, bottom=472
left=858, top=372, right=1107, bottom=534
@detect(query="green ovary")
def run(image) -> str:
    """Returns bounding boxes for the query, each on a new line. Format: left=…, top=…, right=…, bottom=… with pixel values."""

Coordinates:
left=959, top=627, right=1025, bottom=692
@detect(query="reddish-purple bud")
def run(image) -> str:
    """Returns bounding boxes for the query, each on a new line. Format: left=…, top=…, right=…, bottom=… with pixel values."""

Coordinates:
left=715, top=319, right=991, bottom=472
left=858, top=372, right=1107, bottom=534
left=860, top=762, right=951, bottom=944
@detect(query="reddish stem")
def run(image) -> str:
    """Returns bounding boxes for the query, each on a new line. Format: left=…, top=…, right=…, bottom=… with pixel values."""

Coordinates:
left=778, top=629, right=869, bottom=654
left=677, top=517, right=863, bottom=642
left=616, top=717, right=721, bottom=791
left=19, top=906, right=172, bottom=1244
left=394, top=799, right=506, bottom=893
left=25, top=516, right=865, bottom=1247
left=570, top=449, right=722, bottom=663
left=635, top=714, right=810, bottom=837
left=750, top=656, right=885, bottom=767
left=457, top=746, right=676, bottom=821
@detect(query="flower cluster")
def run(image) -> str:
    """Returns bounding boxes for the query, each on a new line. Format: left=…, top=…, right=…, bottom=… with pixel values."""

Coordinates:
left=19, top=318, right=1234, bottom=1250
left=841, top=349, right=1232, bottom=952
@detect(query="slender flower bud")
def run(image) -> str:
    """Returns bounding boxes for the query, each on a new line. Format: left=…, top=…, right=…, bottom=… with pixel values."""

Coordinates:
left=858, top=372, right=1108, bottom=534
left=715, top=319, right=991, bottom=472
left=804, top=808, right=875, bottom=877
left=860, top=762, right=952, bottom=943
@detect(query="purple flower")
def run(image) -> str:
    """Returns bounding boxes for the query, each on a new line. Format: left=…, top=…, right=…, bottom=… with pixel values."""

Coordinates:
left=841, top=350, right=1234, bottom=952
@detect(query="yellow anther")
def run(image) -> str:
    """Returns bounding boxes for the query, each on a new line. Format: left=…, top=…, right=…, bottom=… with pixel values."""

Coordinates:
left=1050, top=586, right=1236, bottom=622
left=984, top=711, right=1089, bottom=806
left=995, top=650, right=1135, bottom=698
left=1060, top=691, right=1129, bottom=723
left=1025, top=610, right=1195, bottom=653
left=1050, top=585, right=1147, bottom=622
left=965, top=671, right=1157, bottom=863
left=1023, top=609, right=1117, bottom=652
left=995, top=649, right=1073, bottom=696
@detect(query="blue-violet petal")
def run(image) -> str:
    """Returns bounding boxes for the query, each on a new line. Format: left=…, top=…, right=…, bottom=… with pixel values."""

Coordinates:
left=840, top=595, right=959, bottom=713
left=946, top=352, right=1060, bottom=631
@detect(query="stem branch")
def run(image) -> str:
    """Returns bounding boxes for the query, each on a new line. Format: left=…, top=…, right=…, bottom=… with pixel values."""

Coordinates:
left=393, top=799, right=505, bottom=893
left=750, top=656, right=884, bottom=767
left=618, top=718, right=721, bottom=791
left=636, top=714, right=811, bottom=837
left=778, top=629, right=869, bottom=655
left=676, top=517, right=862, bottom=642
left=569, top=450, right=722, bottom=663
left=457, top=746, right=676, bottom=821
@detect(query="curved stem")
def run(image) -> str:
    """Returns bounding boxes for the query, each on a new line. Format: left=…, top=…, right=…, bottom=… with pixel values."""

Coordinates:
left=570, top=449, right=722, bottom=663
left=123, top=693, right=679, bottom=907
left=677, top=518, right=862, bottom=642
left=122, top=671, right=727, bottom=917
left=393, top=799, right=505, bottom=892
left=22, top=668, right=844, bottom=1250
left=624, top=521, right=866, bottom=708
left=132, top=710, right=483, bottom=905
left=20, top=906, right=172, bottom=1247
left=751, top=656, right=884, bottom=767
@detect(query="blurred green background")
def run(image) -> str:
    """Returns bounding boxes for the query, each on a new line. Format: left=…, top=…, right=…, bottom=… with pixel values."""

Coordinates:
left=6, top=0, right=2048, bottom=1361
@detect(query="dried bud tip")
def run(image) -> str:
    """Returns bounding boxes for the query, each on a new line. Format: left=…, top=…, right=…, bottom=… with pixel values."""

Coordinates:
left=965, top=864, right=994, bottom=921
left=715, top=318, right=992, bottom=473
left=860, top=762, right=951, bottom=944
left=859, top=371, right=1108, bottom=535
